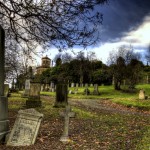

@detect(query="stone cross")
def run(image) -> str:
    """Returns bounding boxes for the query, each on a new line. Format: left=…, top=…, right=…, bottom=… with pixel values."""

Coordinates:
left=59, top=105, right=75, bottom=142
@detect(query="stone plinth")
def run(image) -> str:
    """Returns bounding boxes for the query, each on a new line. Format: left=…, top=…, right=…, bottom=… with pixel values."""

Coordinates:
left=0, top=96, right=9, bottom=141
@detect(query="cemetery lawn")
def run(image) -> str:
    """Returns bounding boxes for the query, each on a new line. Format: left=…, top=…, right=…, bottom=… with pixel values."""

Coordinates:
left=41, top=84, right=150, bottom=110
left=2, top=85, right=150, bottom=150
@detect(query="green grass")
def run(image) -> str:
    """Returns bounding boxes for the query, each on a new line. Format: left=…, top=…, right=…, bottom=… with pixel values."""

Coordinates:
left=40, top=84, right=150, bottom=110
left=112, top=98, right=150, bottom=110
left=7, top=91, right=150, bottom=149
left=136, top=127, right=150, bottom=150
left=71, top=105, right=150, bottom=150
left=72, top=107, right=98, bottom=119
left=8, top=93, right=27, bottom=110
left=40, top=91, right=56, bottom=97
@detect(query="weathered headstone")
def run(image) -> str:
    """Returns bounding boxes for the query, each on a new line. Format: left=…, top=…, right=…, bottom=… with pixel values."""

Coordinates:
left=112, top=75, right=115, bottom=85
left=0, top=25, right=9, bottom=142
left=22, top=79, right=30, bottom=97
left=71, top=83, right=75, bottom=88
left=76, top=83, right=79, bottom=88
left=139, top=89, right=145, bottom=100
left=45, top=84, right=49, bottom=91
left=84, top=84, right=90, bottom=95
left=7, top=109, right=43, bottom=146
left=81, top=83, right=84, bottom=87
left=50, top=82, right=55, bottom=92
left=90, top=84, right=93, bottom=87
left=93, top=84, right=100, bottom=95
left=85, top=83, right=88, bottom=87
left=146, top=75, right=149, bottom=84
left=59, top=105, right=75, bottom=142
left=69, top=90, right=74, bottom=94
left=4, top=84, right=9, bottom=97
left=54, top=83, right=68, bottom=107
left=26, top=83, right=41, bottom=108
left=40, top=84, right=44, bottom=91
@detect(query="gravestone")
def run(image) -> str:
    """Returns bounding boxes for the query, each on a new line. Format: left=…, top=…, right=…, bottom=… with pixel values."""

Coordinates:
left=0, top=25, right=9, bottom=142
left=50, top=82, right=55, bottom=92
left=76, top=83, right=79, bottom=88
left=74, top=88, right=78, bottom=94
left=4, top=84, right=9, bottom=97
left=71, top=83, right=75, bottom=88
left=59, top=105, right=75, bottom=142
left=84, top=84, right=90, bottom=95
left=81, top=83, right=84, bottom=87
left=146, top=75, right=149, bottom=84
left=85, top=83, right=88, bottom=87
left=26, top=83, right=41, bottom=108
left=40, top=84, right=44, bottom=91
left=69, top=90, right=74, bottom=94
left=7, top=109, right=43, bottom=146
left=54, top=83, right=68, bottom=107
left=45, top=84, right=49, bottom=91
left=93, top=84, right=100, bottom=95
left=22, top=79, right=30, bottom=97
left=139, top=89, right=145, bottom=100
left=90, top=84, right=93, bottom=87
left=112, top=76, right=115, bottom=85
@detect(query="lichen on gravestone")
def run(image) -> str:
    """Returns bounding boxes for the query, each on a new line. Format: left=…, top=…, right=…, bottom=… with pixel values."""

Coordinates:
left=7, top=109, right=43, bottom=146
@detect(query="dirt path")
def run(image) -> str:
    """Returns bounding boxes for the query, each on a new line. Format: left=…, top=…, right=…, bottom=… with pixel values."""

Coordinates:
left=69, top=98, right=150, bottom=117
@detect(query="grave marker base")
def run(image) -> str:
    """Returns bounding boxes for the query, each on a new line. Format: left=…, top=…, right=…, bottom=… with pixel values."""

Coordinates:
left=26, top=100, right=42, bottom=108
left=26, top=96, right=41, bottom=108
left=0, top=96, right=9, bottom=142
left=60, top=135, right=70, bottom=142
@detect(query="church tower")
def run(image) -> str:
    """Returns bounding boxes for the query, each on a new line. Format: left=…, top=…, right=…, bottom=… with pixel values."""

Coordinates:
left=36, top=56, right=51, bottom=74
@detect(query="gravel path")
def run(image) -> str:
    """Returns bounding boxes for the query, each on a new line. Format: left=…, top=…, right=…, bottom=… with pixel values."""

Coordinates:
left=69, top=98, right=150, bottom=117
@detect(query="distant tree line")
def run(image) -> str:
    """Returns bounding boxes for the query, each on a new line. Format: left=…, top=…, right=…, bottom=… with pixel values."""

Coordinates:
left=35, top=51, right=112, bottom=86
left=15, top=45, right=150, bottom=91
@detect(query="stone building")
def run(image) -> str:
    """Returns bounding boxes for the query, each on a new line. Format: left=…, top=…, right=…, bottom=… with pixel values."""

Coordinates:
left=36, top=56, right=51, bottom=74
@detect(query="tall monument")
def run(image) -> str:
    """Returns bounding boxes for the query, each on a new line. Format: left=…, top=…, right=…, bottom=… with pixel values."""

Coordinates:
left=0, top=25, right=9, bottom=142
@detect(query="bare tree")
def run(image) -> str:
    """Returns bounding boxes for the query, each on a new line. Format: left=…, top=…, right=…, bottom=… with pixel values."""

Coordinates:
left=0, top=0, right=107, bottom=54
left=107, top=45, right=142, bottom=90
left=5, top=40, right=34, bottom=83
left=107, top=45, right=141, bottom=65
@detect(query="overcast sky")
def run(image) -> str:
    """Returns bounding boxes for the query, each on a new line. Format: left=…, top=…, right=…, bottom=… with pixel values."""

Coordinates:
left=36, top=0, right=150, bottom=65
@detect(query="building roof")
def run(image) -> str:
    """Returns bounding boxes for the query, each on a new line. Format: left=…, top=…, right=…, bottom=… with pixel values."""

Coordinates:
left=42, top=55, right=50, bottom=60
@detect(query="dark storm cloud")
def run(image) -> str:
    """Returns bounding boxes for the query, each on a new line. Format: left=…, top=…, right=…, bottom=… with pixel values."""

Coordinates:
left=99, top=0, right=150, bottom=42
